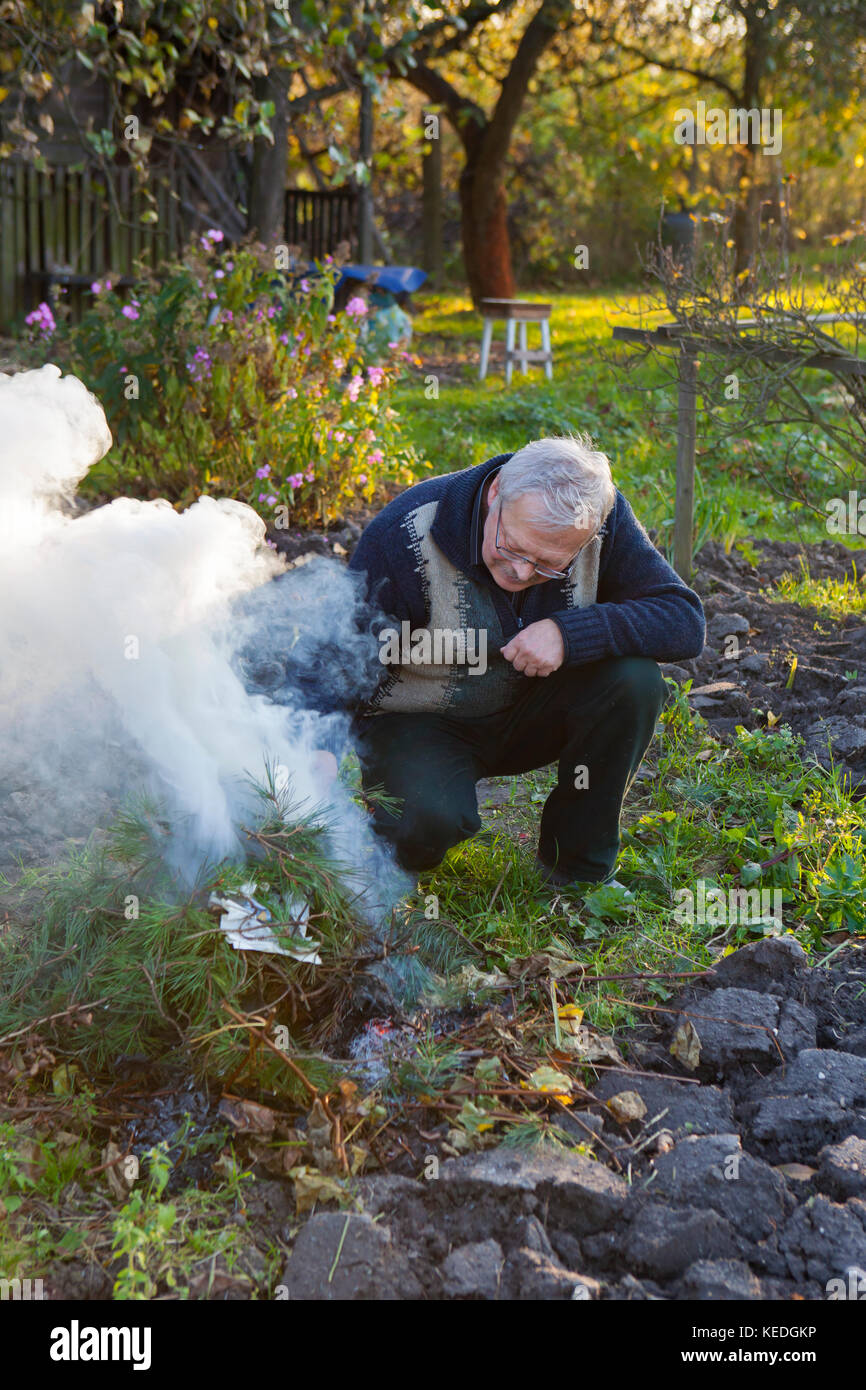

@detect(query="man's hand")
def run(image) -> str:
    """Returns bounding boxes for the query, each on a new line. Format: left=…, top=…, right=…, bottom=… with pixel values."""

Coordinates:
left=501, top=618, right=565, bottom=677
left=311, top=750, right=339, bottom=784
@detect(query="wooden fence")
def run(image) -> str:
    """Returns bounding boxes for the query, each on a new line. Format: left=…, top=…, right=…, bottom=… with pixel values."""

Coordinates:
left=0, top=166, right=360, bottom=331
left=284, top=187, right=358, bottom=263
left=0, top=162, right=195, bottom=330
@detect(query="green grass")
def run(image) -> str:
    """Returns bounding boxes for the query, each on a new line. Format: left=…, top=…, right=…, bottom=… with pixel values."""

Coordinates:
left=393, top=288, right=864, bottom=560
left=0, top=1116, right=282, bottom=1300
left=412, top=681, right=866, bottom=1039
left=770, top=555, right=866, bottom=618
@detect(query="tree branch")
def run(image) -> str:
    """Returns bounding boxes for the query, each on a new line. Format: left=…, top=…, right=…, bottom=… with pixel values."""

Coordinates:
left=603, top=36, right=740, bottom=103
left=391, top=58, right=485, bottom=146
left=481, top=0, right=577, bottom=173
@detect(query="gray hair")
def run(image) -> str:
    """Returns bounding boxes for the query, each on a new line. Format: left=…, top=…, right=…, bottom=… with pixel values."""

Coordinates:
left=497, top=434, right=615, bottom=535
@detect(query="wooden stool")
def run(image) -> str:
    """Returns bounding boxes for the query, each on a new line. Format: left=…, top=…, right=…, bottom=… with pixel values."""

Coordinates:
left=479, top=298, right=553, bottom=384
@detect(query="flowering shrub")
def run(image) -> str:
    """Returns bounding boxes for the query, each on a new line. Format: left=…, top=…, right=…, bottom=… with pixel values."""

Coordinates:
left=21, top=235, right=426, bottom=526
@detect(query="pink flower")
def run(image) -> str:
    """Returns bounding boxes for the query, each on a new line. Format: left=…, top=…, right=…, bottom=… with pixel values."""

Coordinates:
left=357, top=474, right=368, bottom=486
left=367, top=449, right=384, bottom=466
left=287, top=473, right=304, bottom=489
left=367, top=366, right=385, bottom=387
left=24, top=301, right=55, bottom=337
left=202, top=228, right=224, bottom=245
left=214, top=269, right=225, bottom=280
left=256, top=465, right=271, bottom=479
left=121, top=304, right=139, bottom=320
left=345, top=374, right=364, bottom=402
left=345, top=296, right=368, bottom=317
left=304, top=470, right=315, bottom=482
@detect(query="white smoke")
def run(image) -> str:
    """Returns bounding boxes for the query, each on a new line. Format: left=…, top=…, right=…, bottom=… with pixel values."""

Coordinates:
left=0, top=364, right=405, bottom=909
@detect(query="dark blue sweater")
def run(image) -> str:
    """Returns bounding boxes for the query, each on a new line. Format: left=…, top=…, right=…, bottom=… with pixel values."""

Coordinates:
left=348, top=453, right=705, bottom=716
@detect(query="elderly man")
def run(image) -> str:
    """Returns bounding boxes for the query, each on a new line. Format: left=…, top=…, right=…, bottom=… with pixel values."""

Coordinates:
left=348, top=435, right=704, bottom=887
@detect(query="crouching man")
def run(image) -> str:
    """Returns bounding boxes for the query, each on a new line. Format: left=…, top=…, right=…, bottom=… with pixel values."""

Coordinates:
left=347, top=435, right=704, bottom=888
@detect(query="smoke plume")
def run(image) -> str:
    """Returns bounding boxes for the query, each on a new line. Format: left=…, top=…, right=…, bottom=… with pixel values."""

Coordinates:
left=0, top=364, right=403, bottom=911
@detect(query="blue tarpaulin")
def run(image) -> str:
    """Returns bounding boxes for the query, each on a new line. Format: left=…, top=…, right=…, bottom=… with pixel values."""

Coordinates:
left=329, top=264, right=427, bottom=295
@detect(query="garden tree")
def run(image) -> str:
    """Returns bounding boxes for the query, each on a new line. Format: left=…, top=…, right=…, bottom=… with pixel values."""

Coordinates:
left=384, top=0, right=581, bottom=303
left=598, top=0, right=866, bottom=281
left=0, top=0, right=587, bottom=296
left=0, top=0, right=414, bottom=242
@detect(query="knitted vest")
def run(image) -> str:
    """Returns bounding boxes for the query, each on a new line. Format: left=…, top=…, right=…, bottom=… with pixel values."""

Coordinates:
left=370, top=497, right=602, bottom=717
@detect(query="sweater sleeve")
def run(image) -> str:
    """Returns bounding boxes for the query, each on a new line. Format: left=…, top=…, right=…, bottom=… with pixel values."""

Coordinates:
left=549, top=493, right=705, bottom=667
left=346, top=522, right=428, bottom=631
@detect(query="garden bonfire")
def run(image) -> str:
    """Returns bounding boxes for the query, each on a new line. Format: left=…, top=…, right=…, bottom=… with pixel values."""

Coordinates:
left=0, top=364, right=406, bottom=921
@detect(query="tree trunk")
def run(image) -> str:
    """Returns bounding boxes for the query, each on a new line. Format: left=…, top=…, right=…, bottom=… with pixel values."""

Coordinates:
left=399, top=0, right=570, bottom=305
left=421, top=114, right=443, bottom=284
left=247, top=73, right=289, bottom=244
left=460, top=156, right=515, bottom=305
left=732, top=12, right=768, bottom=287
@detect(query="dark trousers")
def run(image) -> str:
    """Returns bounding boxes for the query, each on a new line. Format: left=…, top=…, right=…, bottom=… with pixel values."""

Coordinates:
left=355, top=656, right=667, bottom=884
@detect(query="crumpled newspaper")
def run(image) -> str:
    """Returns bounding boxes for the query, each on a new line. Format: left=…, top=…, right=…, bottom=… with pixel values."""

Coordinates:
left=209, top=880, right=321, bottom=964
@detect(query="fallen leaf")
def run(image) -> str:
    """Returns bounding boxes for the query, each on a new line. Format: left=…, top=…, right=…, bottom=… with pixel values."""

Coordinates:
left=525, top=1065, right=575, bottom=1102
left=289, top=1165, right=346, bottom=1215
left=558, top=1029, right=625, bottom=1066
left=52, top=1062, right=81, bottom=1096
left=218, top=1097, right=277, bottom=1136
left=653, top=1129, right=676, bottom=1154
left=508, top=950, right=584, bottom=982
left=671, top=1018, right=702, bottom=1071
left=774, top=1163, right=816, bottom=1181
left=307, top=1097, right=338, bottom=1173
left=101, top=1142, right=137, bottom=1201
left=605, top=1090, right=648, bottom=1125
left=557, top=1003, right=585, bottom=1036
left=451, top=963, right=510, bottom=993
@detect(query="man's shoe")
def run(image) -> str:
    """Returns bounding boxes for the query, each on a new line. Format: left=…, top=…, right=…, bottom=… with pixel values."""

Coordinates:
left=534, top=856, right=622, bottom=893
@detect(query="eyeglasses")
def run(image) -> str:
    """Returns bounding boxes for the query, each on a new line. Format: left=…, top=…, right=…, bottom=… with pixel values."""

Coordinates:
left=494, top=502, right=593, bottom=580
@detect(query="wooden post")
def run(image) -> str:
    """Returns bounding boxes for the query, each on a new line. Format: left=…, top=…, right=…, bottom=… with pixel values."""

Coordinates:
left=357, top=84, right=374, bottom=264
left=674, top=345, right=698, bottom=582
